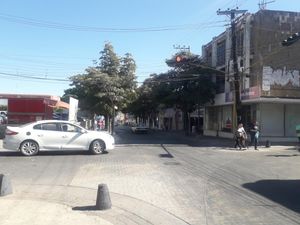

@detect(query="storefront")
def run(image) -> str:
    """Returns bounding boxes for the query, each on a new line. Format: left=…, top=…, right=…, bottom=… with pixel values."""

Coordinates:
left=204, top=100, right=300, bottom=142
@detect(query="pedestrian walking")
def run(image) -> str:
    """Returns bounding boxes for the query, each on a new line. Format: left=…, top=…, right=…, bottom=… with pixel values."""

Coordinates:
left=234, top=123, right=247, bottom=150
left=250, top=122, right=260, bottom=150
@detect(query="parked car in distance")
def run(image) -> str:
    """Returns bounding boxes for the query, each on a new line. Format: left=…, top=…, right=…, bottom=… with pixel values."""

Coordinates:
left=131, top=124, right=149, bottom=134
left=3, top=120, right=115, bottom=156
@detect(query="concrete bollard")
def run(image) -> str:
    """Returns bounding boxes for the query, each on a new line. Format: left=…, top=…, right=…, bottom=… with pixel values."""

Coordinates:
left=0, top=174, right=13, bottom=196
left=95, top=184, right=112, bottom=210
left=265, top=140, right=271, bottom=148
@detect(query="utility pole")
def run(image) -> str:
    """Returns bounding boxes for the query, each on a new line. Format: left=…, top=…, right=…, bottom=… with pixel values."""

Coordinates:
left=217, top=8, right=247, bottom=129
left=258, top=0, right=275, bottom=10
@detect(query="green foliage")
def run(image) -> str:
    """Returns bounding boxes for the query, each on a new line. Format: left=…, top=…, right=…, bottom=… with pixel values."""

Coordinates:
left=98, top=43, right=120, bottom=76
left=65, top=43, right=137, bottom=117
left=0, top=105, right=7, bottom=111
left=129, top=51, right=217, bottom=124
left=119, top=53, right=137, bottom=89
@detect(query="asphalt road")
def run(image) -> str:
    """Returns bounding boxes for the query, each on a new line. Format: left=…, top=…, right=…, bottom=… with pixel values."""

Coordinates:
left=0, top=125, right=299, bottom=225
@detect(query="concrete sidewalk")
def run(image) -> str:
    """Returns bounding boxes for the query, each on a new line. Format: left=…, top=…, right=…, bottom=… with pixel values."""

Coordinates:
left=154, top=130, right=299, bottom=151
left=0, top=185, right=188, bottom=225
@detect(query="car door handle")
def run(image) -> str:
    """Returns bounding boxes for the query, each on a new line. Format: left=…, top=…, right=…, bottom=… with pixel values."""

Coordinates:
left=38, top=134, right=43, bottom=137
left=62, top=135, right=68, bottom=138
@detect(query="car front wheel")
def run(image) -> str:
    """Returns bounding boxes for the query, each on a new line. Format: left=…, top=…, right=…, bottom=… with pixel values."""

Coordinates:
left=89, top=139, right=105, bottom=155
left=20, top=140, right=39, bottom=156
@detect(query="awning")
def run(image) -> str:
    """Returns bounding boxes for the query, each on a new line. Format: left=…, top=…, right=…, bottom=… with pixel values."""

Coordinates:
left=55, top=101, right=69, bottom=109
left=243, top=97, right=300, bottom=104
left=47, top=99, right=69, bottom=109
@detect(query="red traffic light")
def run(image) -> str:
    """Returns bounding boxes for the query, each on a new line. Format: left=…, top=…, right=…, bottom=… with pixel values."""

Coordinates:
left=176, top=56, right=182, bottom=62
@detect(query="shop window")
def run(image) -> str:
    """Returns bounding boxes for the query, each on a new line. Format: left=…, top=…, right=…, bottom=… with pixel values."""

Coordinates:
left=221, top=106, right=232, bottom=132
left=206, top=107, right=219, bottom=130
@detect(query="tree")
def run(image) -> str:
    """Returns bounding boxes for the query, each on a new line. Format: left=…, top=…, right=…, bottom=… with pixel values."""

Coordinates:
left=98, top=42, right=120, bottom=76
left=164, top=52, right=217, bottom=134
left=128, top=51, right=217, bottom=134
left=65, top=43, right=137, bottom=134
left=126, top=84, right=160, bottom=128
left=119, top=53, right=137, bottom=112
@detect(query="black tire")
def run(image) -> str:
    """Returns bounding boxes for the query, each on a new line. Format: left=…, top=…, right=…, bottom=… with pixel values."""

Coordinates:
left=20, top=140, right=39, bottom=156
left=89, top=139, right=105, bottom=155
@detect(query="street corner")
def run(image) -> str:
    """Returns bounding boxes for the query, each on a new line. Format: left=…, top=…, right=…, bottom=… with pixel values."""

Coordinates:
left=4, top=184, right=190, bottom=225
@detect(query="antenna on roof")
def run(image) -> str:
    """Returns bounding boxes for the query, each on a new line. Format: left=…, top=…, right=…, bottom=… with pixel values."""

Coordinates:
left=258, top=0, right=276, bottom=10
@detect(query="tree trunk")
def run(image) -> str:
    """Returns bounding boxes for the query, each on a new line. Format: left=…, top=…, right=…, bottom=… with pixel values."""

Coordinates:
left=184, top=111, right=189, bottom=136
left=105, top=116, right=109, bottom=130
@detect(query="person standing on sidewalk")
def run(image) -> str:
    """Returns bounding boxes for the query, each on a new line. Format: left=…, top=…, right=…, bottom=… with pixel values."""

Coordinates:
left=234, top=123, right=247, bottom=150
left=250, top=122, right=260, bottom=150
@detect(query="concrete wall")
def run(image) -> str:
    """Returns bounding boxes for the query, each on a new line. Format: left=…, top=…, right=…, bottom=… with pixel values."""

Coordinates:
left=251, top=10, right=300, bottom=97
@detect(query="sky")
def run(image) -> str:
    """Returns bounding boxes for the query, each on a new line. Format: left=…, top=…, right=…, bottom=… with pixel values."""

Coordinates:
left=0, top=0, right=299, bottom=97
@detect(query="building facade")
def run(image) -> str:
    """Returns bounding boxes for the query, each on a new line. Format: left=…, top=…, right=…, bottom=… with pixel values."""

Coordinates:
left=202, top=10, right=300, bottom=142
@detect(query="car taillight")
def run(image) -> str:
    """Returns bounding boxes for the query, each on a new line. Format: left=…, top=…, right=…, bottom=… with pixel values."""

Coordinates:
left=5, top=129, right=18, bottom=135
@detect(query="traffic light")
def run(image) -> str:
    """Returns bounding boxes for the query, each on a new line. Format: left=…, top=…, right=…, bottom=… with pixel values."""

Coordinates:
left=176, top=56, right=182, bottom=63
left=175, top=55, right=187, bottom=63
left=282, top=32, right=300, bottom=46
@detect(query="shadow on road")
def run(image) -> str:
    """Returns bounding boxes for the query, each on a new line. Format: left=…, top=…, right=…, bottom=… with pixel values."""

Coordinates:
left=72, top=205, right=98, bottom=211
left=159, top=144, right=174, bottom=158
left=242, top=179, right=300, bottom=213
left=0, top=151, right=21, bottom=157
left=265, top=154, right=300, bottom=157
left=0, top=150, right=109, bottom=157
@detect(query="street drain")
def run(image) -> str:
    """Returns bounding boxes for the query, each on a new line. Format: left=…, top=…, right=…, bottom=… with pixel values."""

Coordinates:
left=164, top=162, right=181, bottom=166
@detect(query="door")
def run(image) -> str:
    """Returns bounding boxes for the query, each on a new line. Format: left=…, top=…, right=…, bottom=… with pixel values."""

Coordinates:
left=32, top=122, right=65, bottom=150
left=59, top=123, right=88, bottom=150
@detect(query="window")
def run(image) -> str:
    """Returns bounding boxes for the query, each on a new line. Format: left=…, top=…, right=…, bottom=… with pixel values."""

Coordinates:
left=236, top=30, right=244, bottom=57
left=33, top=124, right=42, bottom=130
left=206, top=107, right=219, bottom=130
left=216, top=68, right=225, bottom=94
left=217, top=40, right=226, bottom=66
left=41, top=123, right=60, bottom=131
left=60, top=123, right=81, bottom=133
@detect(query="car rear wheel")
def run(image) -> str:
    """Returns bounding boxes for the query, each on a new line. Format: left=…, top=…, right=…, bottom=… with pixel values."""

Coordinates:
left=89, top=139, right=105, bottom=155
left=20, top=140, right=39, bottom=156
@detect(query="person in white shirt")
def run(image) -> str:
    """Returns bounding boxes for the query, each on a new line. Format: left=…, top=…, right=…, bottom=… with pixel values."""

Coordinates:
left=234, top=123, right=247, bottom=150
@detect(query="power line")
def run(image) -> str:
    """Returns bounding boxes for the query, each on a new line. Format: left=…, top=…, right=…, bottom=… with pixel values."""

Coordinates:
left=0, top=12, right=226, bottom=33
left=0, top=74, right=69, bottom=84
left=0, top=71, right=69, bottom=82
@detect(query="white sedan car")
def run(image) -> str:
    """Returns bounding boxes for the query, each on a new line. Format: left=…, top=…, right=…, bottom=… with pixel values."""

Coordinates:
left=3, top=120, right=115, bottom=156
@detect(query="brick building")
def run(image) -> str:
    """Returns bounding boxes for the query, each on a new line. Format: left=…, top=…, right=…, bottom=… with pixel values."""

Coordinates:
left=202, top=10, right=300, bottom=141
